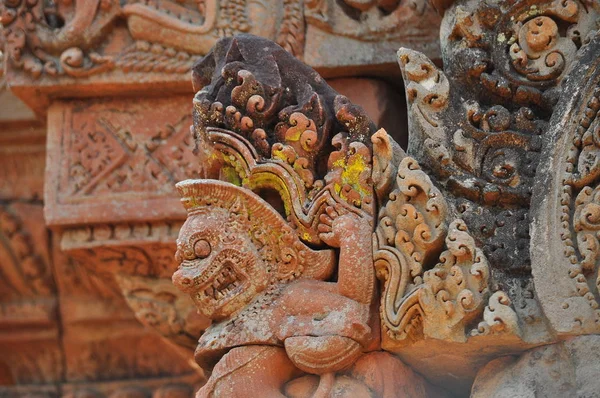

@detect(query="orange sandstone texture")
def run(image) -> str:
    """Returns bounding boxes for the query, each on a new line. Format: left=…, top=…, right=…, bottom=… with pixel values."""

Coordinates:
left=2, top=0, right=600, bottom=397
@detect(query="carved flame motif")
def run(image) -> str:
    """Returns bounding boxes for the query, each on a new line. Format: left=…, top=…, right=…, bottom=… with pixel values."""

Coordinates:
left=374, top=155, right=494, bottom=343
left=374, top=156, right=448, bottom=338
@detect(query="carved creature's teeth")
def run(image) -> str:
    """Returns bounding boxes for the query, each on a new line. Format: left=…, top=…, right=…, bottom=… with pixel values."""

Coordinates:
left=199, top=263, right=246, bottom=304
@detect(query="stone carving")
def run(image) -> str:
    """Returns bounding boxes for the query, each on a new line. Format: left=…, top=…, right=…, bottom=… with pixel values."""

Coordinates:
left=0, top=0, right=117, bottom=78
left=0, top=0, right=440, bottom=83
left=190, top=35, right=379, bottom=241
left=4, top=0, right=600, bottom=395
left=373, top=155, right=449, bottom=341
left=172, top=179, right=402, bottom=396
left=45, top=96, right=200, bottom=225
left=531, top=12, right=600, bottom=336
left=60, top=220, right=210, bottom=351
left=382, top=219, right=491, bottom=343
left=0, top=203, right=61, bottom=387
left=396, top=0, right=597, bottom=328
left=172, top=33, right=399, bottom=394
left=28, top=92, right=207, bottom=396
left=472, top=335, right=600, bottom=397
left=172, top=0, right=600, bottom=392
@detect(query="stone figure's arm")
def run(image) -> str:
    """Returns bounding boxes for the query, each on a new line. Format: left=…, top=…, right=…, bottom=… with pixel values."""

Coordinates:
left=272, top=203, right=376, bottom=376
left=318, top=205, right=375, bottom=305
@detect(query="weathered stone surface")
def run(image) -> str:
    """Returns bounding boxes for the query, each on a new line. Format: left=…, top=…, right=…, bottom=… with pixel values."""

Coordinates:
left=328, top=78, right=408, bottom=148
left=530, top=26, right=600, bottom=336
left=170, top=0, right=600, bottom=391
left=373, top=0, right=600, bottom=392
left=471, top=336, right=600, bottom=397
left=0, top=83, right=202, bottom=396
left=0, top=202, right=61, bottom=387
left=44, top=94, right=212, bottom=353
left=53, top=242, right=201, bottom=386
left=45, top=96, right=199, bottom=226
left=0, top=123, right=45, bottom=201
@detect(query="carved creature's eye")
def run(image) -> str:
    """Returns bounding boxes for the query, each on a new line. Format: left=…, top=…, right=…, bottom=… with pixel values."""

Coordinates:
left=174, top=250, right=183, bottom=264
left=194, top=239, right=211, bottom=259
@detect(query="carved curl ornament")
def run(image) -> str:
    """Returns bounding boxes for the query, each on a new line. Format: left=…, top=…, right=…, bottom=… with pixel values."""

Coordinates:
left=388, top=0, right=600, bottom=348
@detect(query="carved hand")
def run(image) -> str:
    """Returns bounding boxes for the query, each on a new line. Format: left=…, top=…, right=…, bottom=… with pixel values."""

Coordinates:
left=317, top=205, right=371, bottom=248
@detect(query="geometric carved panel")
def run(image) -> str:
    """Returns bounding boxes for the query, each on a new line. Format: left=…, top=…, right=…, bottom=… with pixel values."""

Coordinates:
left=45, top=96, right=201, bottom=226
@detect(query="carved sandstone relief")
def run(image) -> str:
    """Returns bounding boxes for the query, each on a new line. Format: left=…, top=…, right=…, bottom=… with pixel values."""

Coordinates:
left=172, top=0, right=600, bottom=391
left=40, top=49, right=412, bottom=398
left=45, top=95, right=201, bottom=226
left=4, top=0, right=600, bottom=396
left=365, top=0, right=599, bottom=391
left=45, top=95, right=210, bottom=353
left=0, top=203, right=61, bottom=389
left=0, top=0, right=440, bottom=85
left=52, top=242, right=203, bottom=398
left=531, top=13, right=600, bottom=335
left=0, top=85, right=205, bottom=396
left=169, top=35, right=447, bottom=397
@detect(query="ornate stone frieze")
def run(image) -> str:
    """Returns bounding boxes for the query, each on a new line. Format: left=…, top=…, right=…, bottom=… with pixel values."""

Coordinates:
left=44, top=94, right=209, bottom=368
left=383, top=0, right=599, bottom=391
left=0, top=0, right=442, bottom=116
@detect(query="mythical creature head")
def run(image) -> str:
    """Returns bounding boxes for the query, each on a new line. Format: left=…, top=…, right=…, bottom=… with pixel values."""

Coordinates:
left=172, top=179, right=335, bottom=321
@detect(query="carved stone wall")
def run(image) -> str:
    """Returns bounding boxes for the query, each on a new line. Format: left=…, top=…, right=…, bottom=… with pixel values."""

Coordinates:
left=1, top=2, right=418, bottom=393
left=0, top=86, right=203, bottom=397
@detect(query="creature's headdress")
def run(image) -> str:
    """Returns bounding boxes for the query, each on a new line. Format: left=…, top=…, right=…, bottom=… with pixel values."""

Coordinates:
left=190, top=35, right=392, bottom=245
left=176, top=179, right=335, bottom=281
